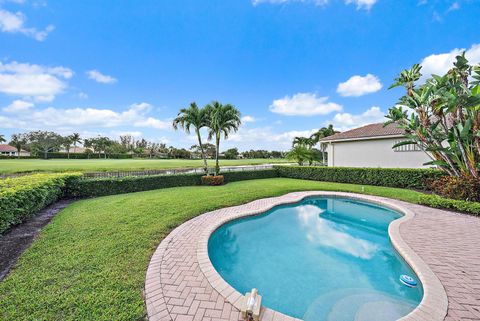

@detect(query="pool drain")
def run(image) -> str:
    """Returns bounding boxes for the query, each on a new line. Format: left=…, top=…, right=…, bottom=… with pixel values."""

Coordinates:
left=399, top=275, right=417, bottom=287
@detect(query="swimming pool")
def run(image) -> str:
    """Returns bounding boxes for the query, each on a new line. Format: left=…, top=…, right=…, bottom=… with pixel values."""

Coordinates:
left=208, top=196, right=423, bottom=321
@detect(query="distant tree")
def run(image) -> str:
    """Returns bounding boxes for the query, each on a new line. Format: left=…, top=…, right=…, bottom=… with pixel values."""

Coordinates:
left=70, top=133, right=82, bottom=153
left=0, top=134, right=6, bottom=143
left=84, top=136, right=113, bottom=158
left=173, top=102, right=210, bottom=174
left=224, top=148, right=239, bottom=159
left=61, top=136, right=74, bottom=159
left=9, top=133, right=27, bottom=159
left=27, top=131, right=63, bottom=159
left=205, top=101, right=241, bottom=175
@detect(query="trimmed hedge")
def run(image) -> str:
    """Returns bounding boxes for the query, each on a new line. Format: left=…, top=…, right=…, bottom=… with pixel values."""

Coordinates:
left=67, top=169, right=279, bottom=197
left=0, top=173, right=82, bottom=234
left=418, top=194, right=480, bottom=215
left=274, top=165, right=444, bottom=190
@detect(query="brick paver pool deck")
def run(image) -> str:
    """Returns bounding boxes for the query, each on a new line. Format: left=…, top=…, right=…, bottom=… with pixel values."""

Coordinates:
left=145, top=192, right=480, bottom=321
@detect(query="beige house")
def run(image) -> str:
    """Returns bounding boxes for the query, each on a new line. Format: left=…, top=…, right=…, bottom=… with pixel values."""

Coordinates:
left=319, top=123, right=431, bottom=168
left=0, top=144, right=30, bottom=157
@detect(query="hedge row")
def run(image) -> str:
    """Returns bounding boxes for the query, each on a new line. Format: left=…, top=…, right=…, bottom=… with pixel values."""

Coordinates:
left=274, top=165, right=445, bottom=190
left=418, top=194, right=480, bottom=215
left=0, top=173, right=82, bottom=234
left=67, top=169, right=279, bottom=197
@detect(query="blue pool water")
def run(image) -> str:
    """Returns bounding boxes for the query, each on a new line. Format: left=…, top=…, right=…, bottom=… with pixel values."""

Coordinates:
left=208, top=197, right=423, bottom=321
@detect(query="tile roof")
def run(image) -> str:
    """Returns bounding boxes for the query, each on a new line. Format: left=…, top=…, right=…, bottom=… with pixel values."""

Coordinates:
left=319, top=123, right=405, bottom=142
left=0, top=144, right=16, bottom=152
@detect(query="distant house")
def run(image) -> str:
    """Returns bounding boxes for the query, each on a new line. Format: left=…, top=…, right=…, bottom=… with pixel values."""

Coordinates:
left=319, top=123, right=431, bottom=168
left=0, top=144, right=30, bottom=157
left=59, top=147, right=91, bottom=154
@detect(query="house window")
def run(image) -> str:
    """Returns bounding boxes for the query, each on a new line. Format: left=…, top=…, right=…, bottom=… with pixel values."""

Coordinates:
left=393, top=140, right=421, bottom=152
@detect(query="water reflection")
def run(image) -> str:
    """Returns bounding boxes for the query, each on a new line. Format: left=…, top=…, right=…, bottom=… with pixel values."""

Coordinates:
left=296, top=205, right=378, bottom=259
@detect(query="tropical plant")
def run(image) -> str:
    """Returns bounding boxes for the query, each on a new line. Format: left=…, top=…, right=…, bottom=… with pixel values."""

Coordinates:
left=386, top=53, right=480, bottom=179
left=70, top=133, right=82, bottom=153
left=205, top=101, right=242, bottom=175
left=173, top=102, right=210, bottom=174
left=9, top=133, right=27, bottom=159
left=310, top=124, right=338, bottom=164
left=0, top=134, right=6, bottom=143
left=287, top=144, right=318, bottom=165
left=292, top=136, right=315, bottom=148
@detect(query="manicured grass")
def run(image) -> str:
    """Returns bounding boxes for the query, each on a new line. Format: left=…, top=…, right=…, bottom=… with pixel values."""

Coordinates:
left=0, top=178, right=424, bottom=320
left=0, top=158, right=290, bottom=174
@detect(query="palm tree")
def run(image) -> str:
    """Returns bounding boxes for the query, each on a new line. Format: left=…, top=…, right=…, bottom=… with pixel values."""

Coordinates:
left=70, top=133, right=82, bottom=153
left=205, top=101, right=241, bottom=175
left=292, top=136, right=314, bottom=147
left=310, top=124, right=338, bottom=165
left=0, top=134, right=5, bottom=143
left=173, top=102, right=210, bottom=174
left=62, top=136, right=73, bottom=159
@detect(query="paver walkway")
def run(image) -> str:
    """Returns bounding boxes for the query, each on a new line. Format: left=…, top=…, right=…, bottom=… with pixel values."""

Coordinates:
left=145, top=192, right=480, bottom=321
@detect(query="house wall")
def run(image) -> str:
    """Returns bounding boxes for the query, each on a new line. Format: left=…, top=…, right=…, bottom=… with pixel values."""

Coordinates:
left=326, top=137, right=431, bottom=168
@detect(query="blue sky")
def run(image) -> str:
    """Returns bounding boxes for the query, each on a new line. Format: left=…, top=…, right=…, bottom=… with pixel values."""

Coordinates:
left=0, top=0, right=479, bottom=151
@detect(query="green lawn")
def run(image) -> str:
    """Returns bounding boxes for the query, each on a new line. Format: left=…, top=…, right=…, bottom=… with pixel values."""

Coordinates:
left=0, top=158, right=290, bottom=174
left=0, top=178, right=424, bottom=320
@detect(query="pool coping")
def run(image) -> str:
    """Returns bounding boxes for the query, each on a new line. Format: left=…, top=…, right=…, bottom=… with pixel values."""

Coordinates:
left=195, top=191, right=448, bottom=321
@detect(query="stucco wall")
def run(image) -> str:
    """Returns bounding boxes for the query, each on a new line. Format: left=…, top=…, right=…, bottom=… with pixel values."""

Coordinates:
left=326, top=137, right=431, bottom=168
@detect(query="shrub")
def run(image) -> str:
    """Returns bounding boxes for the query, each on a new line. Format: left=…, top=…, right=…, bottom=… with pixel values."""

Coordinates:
left=201, top=175, right=224, bottom=186
left=428, top=175, right=480, bottom=202
left=418, top=194, right=480, bottom=216
left=45, top=152, right=133, bottom=159
left=222, top=169, right=279, bottom=182
left=275, top=165, right=444, bottom=190
left=0, top=173, right=82, bottom=234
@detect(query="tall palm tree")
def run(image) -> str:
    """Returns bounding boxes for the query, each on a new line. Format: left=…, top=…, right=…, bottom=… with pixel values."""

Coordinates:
left=173, top=102, right=210, bottom=174
left=70, top=133, right=82, bottom=153
left=0, top=134, right=6, bottom=143
left=205, top=101, right=241, bottom=175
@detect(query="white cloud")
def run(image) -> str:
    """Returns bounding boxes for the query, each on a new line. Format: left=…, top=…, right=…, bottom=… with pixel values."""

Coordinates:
left=327, top=106, right=386, bottom=131
left=2, top=99, right=33, bottom=112
left=227, top=126, right=317, bottom=150
left=420, top=44, right=480, bottom=81
left=447, top=2, right=460, bottom=12
left=0, top=102, right=171, bottom=131
left=252, top=0, right=328, bottom=6
left=241, top=115, right=256, bottom=123
left=344, top=0, right=377, bottom=10
left=0, top=8, right=54, bottom=41
left=337, top=74, right=382, bottom=97
left=0, top=61, right=73, bottom=102
left=86, top=70, right=117, bottom=84
left=269, top=92, right=342, bottom=116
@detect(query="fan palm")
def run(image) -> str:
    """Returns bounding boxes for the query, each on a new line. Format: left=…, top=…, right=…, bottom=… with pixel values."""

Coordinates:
left=173, top=102, right=210, bottom=174
left=205, top=101, right=241, bottom=175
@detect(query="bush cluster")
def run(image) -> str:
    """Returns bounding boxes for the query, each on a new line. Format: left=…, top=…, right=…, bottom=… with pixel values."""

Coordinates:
left=428, top=175, right=480, bottom=202
left=0, top=173, right=81, bottom=234
left=274, top=165, right=444, bottom=190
